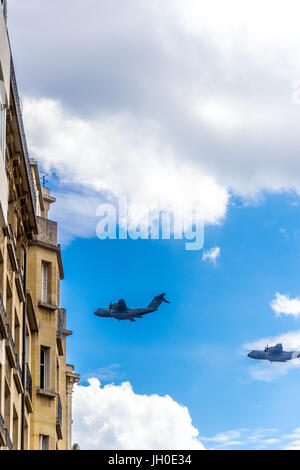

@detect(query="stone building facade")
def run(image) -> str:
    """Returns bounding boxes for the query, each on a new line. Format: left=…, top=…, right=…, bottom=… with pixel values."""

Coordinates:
left=0, top=2, right=79, bottom=450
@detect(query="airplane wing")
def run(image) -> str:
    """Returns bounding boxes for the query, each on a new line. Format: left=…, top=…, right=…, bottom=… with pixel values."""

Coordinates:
left=117, top=299, right=127, bottom=312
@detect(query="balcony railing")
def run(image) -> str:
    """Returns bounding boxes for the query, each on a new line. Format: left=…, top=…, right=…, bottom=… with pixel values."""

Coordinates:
left=5, top=429, right=13, bottom=450
left=56, top=309, right=64, bottom=356
left=57, top=309, right=63, bottom=337
left=0, top=293, right=7, bottom=324
left=0, top=411, right=4, bottom=435
left=15, top=353, right=22, bottom=378
left=8, top=224, right=17, bottom=255
left=25, top=363, right=32, bottom=400
left=8, top=225, right=24, bottom=286
left=57, top=394, right=62, bottom=425
left=56, top=394, right=63, bottom=439
left=6, top=323, right=15, bottom=351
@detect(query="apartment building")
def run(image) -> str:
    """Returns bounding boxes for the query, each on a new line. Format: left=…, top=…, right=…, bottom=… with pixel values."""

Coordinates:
left=0, top=1, right=79, bottom=450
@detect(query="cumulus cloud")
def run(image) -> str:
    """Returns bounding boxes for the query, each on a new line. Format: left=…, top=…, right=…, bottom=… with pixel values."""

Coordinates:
left=284, top=440, right=300, bottom=450
left=244, top=330, right=300, bottom=381
left=200, top=428, right=280, bottom=450
left=200, top=430, right=243, bottom=448
left=24, top=96, right=228, bottom=242
left=270, top=293, right=300, bottom=318
left=6, top=0, right=300, bottom=241
left=81, top=364, right=124, bottom=384
left=202, top=247, right=220, bottom=265
left=245, top=330, right=300, bottom=352
left=72, top=378, right=205, bottom=450
left=283, top=428, right=300, bottom=450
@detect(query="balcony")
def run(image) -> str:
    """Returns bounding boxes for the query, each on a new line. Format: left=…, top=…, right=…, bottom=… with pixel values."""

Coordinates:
left=56, top=309, right=64, bottom=356
left=5, top=428, right=13, bottom=450
left=26, top=291, right=38, bottom=332
left=7, top=225, right=25, bottom=302
left=0, top=411, right=5, bottom=446
left=25, top=363, right=33, bottom=414
left=7, top=225, right=18, bottom=272
left=5, top=323, right=16, bottom=368
left=15, top=262, right=25, bottom=303
left=34, top=216, right=57, bottom=247
left=13, top=353, right=23, bottom=393
left=56, top=394, right=63, bottom=440
left=0, top=293, right=7, bottom=339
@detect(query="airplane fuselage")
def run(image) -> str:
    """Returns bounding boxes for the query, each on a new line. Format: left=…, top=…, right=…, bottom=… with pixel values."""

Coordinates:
left=94, top=307, right=156, bottom=321
left=248, top=350, right=300, bottom=362
left=94, top=293, right=170, bottom=322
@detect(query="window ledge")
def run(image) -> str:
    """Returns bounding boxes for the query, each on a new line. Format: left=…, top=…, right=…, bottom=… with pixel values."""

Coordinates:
left=36, top=388, right=57, bottom=399
left=38, top=302, right=57, bottom=312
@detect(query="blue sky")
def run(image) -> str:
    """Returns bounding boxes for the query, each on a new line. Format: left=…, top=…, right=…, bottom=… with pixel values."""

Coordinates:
left=58, top=189, right=300, bottom=449
left=7, top=0, right=300, bottom=449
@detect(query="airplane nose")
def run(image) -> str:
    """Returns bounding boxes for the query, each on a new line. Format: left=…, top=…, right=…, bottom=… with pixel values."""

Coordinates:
left=247, top=351, right=254, bottom=358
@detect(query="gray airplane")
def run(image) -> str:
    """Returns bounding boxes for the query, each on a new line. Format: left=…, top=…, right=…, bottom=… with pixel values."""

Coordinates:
left=248, top=343, right=300, bottom=363
left=94, top=293, right=170, bottom=322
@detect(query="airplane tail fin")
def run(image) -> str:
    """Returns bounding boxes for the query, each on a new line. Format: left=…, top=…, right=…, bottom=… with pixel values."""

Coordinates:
left=148, top=293, right=170, bottom=310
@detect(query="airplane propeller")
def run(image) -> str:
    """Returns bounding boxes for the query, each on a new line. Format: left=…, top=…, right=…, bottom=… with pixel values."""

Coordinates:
left=109, top=302, right=113, bottom=315
left=264, top=345, right=269, bottom=358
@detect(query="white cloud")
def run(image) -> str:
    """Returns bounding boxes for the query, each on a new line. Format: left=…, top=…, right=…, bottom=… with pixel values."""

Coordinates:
left=270, top=293, right=300, bottom=318
left=247, top=359, right=300, bottom=382
left=200, top=428, right=281, bottom=449
left=283, top=427, right=300, bottom=440
left=24, top=96, right=228, bottom=242
left=283, top=428, right=300, bottom=450
left=50, top=189, right=101, bottom=244
left=200, top=430, right=242, bottom=447
left=11, top=1, right=300, bottom=241
left=284, top=440, right=300, bottom=450
left=202, top=247, right=220, bottom=265
left=72, top=378, right=205, bottom=450
left=81, top=364, right=124, bottom=383
left=245, top=330, right=300, bottom=351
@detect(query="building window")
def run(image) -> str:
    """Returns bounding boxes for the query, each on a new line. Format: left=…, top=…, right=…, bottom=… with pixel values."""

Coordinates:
left=39, top=434, right=49, bottom=450
left=40, top=347, right=50, bottom=390
left=41, top=262, right=49, bottom=303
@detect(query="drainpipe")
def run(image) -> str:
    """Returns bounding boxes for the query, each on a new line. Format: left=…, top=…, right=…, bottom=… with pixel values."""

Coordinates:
left=20, top=246, right=27, bottom=450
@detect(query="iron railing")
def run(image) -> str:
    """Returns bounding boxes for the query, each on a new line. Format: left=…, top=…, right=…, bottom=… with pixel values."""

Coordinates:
left=15, top=353, right=22, bottom=378
left=0, top=293, right=6, bottom=324
left=5, top=429, right=13, bottom=450
left=0, top=411, right=4, bottom=435
left=57, top=395, right=62, bottom=425
left=8, top=224, right=17, bottom=255
left=8, top=225, right=24, bottom=285
left=57, top=309, right=63, bottom=339
left=25, top=363, right=32, bottom=400
left=6, top=323, right=14, bottom=351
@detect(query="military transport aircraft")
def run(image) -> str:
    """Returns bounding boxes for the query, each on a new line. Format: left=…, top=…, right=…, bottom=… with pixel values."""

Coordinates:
left=94, top=293, right=170, bottom=322
left=247, top=343, right=300, bottom=363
